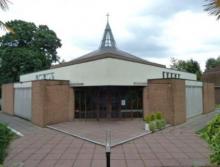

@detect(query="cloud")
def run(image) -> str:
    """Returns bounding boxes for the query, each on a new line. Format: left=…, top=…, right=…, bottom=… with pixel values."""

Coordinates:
left=0, top=0, right=220, bottom=71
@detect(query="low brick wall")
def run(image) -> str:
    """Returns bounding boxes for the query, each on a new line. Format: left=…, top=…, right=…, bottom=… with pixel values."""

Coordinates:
left=203, top=83, right=215, bottom=114
left=143, top=79, right=186, bottom=125
left=1, top=84, right=14, bottom=115
left=143, top=79, right=215, bottom=125
left=32, top=80, right=74, bottom=127
left=215, top=87, right=220, bottom=104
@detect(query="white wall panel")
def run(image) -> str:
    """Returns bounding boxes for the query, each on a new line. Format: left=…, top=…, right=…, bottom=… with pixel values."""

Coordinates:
left=185, top=85, right=203, bottom=118
left=20, top=58, right=197, bottom=86
left=14, top=87, right=32, bottom=120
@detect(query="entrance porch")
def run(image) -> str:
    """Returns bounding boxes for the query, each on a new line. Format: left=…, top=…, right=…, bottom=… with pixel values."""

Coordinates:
left=74, top=86, right=143, bottom=119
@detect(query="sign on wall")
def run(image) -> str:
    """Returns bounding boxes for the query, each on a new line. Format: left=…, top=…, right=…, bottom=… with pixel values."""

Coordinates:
left=36, top=72, right=55, bottom=80
left=121, top=99, right=126, bottom=106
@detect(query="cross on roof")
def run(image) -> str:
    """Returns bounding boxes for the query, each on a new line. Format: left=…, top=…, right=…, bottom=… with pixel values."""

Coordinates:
left=106, top=13, right=109, bottom=22
left=100, top=14, right=117, bottom=49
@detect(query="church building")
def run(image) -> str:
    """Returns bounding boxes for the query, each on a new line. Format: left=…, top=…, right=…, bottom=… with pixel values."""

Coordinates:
left=18, top=20, right=196, bottom=120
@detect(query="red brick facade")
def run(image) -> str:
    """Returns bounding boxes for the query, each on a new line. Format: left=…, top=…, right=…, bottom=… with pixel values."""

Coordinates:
left=203, top=83, right=215, bottom=114
left=143, top=79, right=186, bottom=125
left=2, top=79, right=215, bottom=127
left=1, top=84, right=14, bottom=115
left=143, top=79, right=215, bottom=125
left=202, top=66, right=220, bottom=104
left=32, top=80, right=74, bottom=127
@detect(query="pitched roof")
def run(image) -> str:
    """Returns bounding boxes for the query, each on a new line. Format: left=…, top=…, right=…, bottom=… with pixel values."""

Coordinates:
left=51, top=21, right=165, bottom=69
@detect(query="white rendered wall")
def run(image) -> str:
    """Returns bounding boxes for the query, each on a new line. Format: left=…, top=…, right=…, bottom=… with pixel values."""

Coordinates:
left=20, top=58, right=196, bottom=86
left=185, top=80, right=203, bottom=118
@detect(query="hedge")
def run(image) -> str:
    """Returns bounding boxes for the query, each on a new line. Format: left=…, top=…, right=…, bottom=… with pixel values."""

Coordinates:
left=0, top=123, right=15, bottom=164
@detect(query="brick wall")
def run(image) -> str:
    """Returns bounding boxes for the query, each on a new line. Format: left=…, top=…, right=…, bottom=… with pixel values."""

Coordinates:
left=202, top=71, right=220, bottom=86
left=143, top=79, right=186, bottom=125
left=203, top=83, right=215, bottom=114
left=1, top=84, right=14, bottom=115
left=32, top=80, right=74, bottom=127
left=215, top=87, right=220, bottom=104
left=202, top=71, right=220, bottom=104
left=144, top=79, right=215, bottom=125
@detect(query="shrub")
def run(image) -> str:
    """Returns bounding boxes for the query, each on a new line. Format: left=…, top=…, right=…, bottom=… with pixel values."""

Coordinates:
left=144, top=112, right=167, bottom=132
left=155, top=120, right=162, bottom=130
left=200, top=114, right=220, bottom=144
left=210, top=131, right=220, bottom=165
left=160, top=119, right=166, bottom=128
left=0, top=123, right=15, bottom=164
left=150, top=114, right=155, bottom=122
left=149, top=121, right=156, bottom=132
left=199, top=114, right=220, bottom=165
left=156, top=112, right=162, bottom=120
left=144, top=115, right=151, bottom=123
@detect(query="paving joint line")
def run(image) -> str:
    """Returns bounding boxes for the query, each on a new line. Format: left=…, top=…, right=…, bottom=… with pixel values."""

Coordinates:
left=47, top=125, right=153, bottom=148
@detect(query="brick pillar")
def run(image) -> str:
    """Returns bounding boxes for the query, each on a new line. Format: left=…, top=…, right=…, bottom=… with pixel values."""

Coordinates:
left=145, top=79, right=186, bottom=125
left=32, top=80, right=74, bottom=127
left=32, top=81, right=47, bottom=127
left=203, top=83, right=215, bottom=114
left=2, top=84, right=14, bottom=115
left=143, top=87, right=149, bottom=118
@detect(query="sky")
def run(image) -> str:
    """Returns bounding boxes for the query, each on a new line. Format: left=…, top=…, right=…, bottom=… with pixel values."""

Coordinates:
left=1, top=0, right=220, bottom=71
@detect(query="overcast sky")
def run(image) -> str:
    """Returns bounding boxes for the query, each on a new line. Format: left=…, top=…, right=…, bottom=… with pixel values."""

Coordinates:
left=1, top=0, right=220, bottom=71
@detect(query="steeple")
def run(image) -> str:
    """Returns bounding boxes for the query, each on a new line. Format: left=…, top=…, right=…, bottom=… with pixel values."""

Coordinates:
left=100, top=14, right=117, bottom=49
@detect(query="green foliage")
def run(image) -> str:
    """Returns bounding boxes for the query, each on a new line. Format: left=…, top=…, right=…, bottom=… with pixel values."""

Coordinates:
left=144, top=115, right=151, bottom=123
left=145, top=112, right=166, bottom=131
left=205, top=57, right=220, bottom=71
left=150, top=114, right=155, bottom=122
left=210, top=131, right=220, bottom=164
left=155, top=119, right=166, bottom=130
left=199, top=114, right=220, bottom=165
left=160, top=118, right=166, bottom=128
left=156, top=112, right=162, bottom=120
left=155, top=120, right=162, bottom=130
left=149, top=121, right=156, bottom=132
left=0, top=123, right=15, bottom=164
left=170, top=58, right=202, bottom=80
left=0, top=20, right=62, bottom=84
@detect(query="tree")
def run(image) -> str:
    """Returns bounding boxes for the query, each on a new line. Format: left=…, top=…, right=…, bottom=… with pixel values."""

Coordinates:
left=0, top=0, right=9, bottom=10
left=205, top=57, right=220, bottom=70
left=0, top=20, right=62, bottom=84
left=170, top=58, right=202, bottom=80
left=0, top=0, right=11, bottom=31
left=204, top=0, right=220, bottom=19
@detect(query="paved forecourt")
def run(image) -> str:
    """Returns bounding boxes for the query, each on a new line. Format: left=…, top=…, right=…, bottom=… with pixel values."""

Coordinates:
left=0, top=111, right=218, bottom=167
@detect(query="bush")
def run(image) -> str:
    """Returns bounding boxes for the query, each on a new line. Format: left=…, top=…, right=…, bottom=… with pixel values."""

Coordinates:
left=149, top=121, right=156, bottom=132
left=155, top=120, right=162, bottom=130
left=161, top=119, right=166, bottom=128
left=199, top=114, right=220, bottom=165
left=156, top=112, right=162, bottom=120
left=144, top=112, right=166, bottom=131
left=156, top=119, right=166, bottom=130
left=150, top=114, right=155, bottom=122
left=0, top=123, right=15, bottom=164
left=144, top=115, right=151, bottom=123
